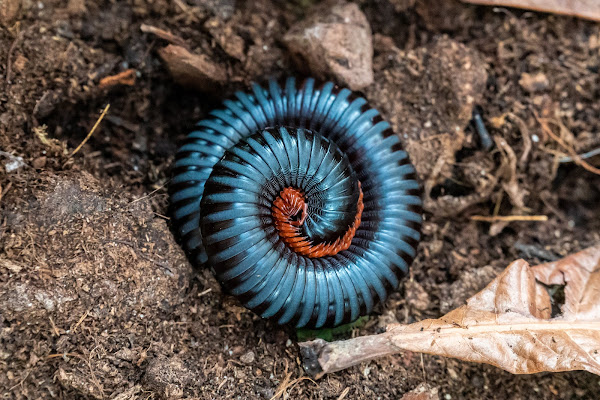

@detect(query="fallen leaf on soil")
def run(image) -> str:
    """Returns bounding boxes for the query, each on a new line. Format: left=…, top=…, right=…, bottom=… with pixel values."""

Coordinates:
left=461, top=0, right=600, bottom=22
left=300, top=245, right=600, bottom=377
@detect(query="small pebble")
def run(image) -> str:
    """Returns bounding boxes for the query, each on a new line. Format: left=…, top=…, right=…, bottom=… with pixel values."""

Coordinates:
left=283, top=2, right=373, bottom=90
left=32, top=156, right=47, bottom=169
left=519, top=72, right=549, bottom=93
left=240, top=351, right=255, bottom=364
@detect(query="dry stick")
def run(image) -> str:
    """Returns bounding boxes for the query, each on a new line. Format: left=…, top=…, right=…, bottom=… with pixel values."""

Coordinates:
left=560, top=147, right=600, bottom=163
left=0, top=181, right=12, bottom=205
left=302, top=320, right=600, bottom=377
left=470, top=215, right=548, bottom=222
left=48, top=316, right=60, bottom=336
left=5, top=26, right=28, bottom=84
left=140, top=23, right=187, bottom=46
left=534, top=111, right=600, bottom=176
left=71, top=105, right=110, bottom=157
left=492, top=191, right=503, bottom=217
left=508, top=113, right=532, bottom=168
left=72, top=310, right=90, bottom=333
left=337, top=387, right=350, bottom=400
left=46, top=353, right=83, bottom=360
left=270, top=376, right=316, bottom=400
left=8, top=370, right=31, bottom=392
left=301, top=335, right=399, bottom=378
left=128, top=181, right=169, bottom=205
left=269, top=360, right=317, bottom=400
left=98, top=69, right=136, bottom=89
left=270, top=361, right=291, bottom=400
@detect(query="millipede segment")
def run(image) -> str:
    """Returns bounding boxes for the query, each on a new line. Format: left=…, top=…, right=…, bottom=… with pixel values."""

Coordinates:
left=170, top=78, right=422, bottom=328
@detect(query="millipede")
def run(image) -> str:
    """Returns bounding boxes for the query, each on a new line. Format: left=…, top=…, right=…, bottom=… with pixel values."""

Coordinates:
left=170, top=77, right=423, bottom=328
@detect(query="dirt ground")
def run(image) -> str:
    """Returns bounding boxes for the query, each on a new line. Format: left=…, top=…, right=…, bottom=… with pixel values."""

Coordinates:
left=1, top=0, right=600, bottom=399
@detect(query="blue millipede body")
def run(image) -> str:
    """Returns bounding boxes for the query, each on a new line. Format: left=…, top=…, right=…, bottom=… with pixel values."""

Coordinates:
left=170, top=77, right=422, bottom=328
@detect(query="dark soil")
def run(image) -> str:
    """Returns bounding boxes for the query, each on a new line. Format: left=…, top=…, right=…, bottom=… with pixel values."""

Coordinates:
left=1, top=0, right=599, bottom=399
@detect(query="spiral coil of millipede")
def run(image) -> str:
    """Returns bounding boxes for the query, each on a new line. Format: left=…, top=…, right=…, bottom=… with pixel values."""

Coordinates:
left=170, top=77, right=422, bottom=328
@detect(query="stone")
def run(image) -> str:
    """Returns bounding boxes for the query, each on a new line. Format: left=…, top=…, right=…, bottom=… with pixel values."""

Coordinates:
left=240, top=350, right=255, bottom=364
left=519, top=72, right=549, bottom=93
left=283, top=2, right=373, bottom=90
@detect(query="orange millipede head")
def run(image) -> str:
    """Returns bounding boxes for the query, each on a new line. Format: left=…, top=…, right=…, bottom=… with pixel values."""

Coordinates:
left=271, top=182, right=363, bottom=258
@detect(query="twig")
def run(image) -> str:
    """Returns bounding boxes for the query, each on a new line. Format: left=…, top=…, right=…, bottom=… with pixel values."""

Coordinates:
left=494, top=135, right=525, bottom=209
left=49, top=316, right=61, bottom=337
left=470, top=215, right=548, bottom=222
left=270, top=360, right=316, bottom=400
left=539, top=190, right=569, bottom=223
left=99, top=69, right=136, bottom=89
left=337, top=387, right=350, bottom=400
left=173, top=0, right=190, bottom=13
left=72, top=310, right=90, bottom=333
left=128, top=181, right=168, bottom=205
left=46, top=353, right=83, bottom=360
left=86, top=346, right=105, bottom=397
left=0, top=182, right=13, bottom=204
left=70, top=104, right=110, bottom=157
left=559, top=146, right=600, bottom=163
left=508, top=113, right=532, bottom=168
left=140, top=23, right=187, bottom=46
left=8, top=370, right=31, bottom=392
left=6, top=26, right=28, bottom=84
left=534, top=111, right=600, bottom=175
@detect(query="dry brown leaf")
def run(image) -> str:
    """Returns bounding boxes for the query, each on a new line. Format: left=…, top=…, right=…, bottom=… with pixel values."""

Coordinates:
left=300, top=245, right=600, bottom=377
left=461, top=0, right=600, bottom=22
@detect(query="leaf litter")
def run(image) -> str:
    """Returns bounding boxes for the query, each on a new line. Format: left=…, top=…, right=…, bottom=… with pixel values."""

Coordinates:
left=461, top=0, right=600, bottom=22
left=300, top=245, right=600, bottom=377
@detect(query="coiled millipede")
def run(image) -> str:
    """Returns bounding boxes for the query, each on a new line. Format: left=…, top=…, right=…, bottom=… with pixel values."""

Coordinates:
left=170, top=77, right=422, bottom=328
